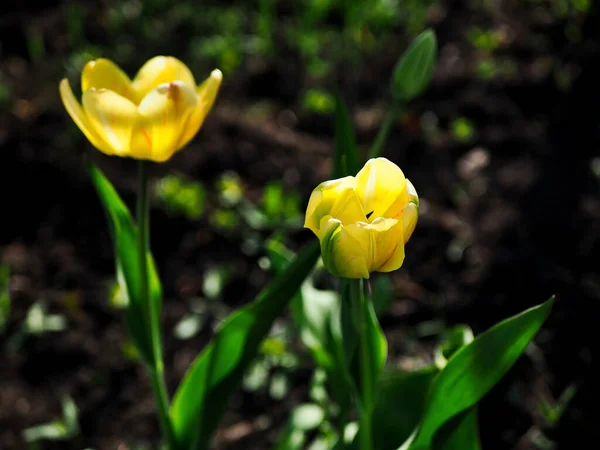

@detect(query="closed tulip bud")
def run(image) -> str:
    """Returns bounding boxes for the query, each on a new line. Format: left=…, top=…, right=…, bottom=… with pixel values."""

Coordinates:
left=59, top=56, right=222, bottom=162
left=305, top=158, right=418, bottom=279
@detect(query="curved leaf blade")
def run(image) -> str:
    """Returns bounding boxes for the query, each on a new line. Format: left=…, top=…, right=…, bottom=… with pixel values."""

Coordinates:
left=170, top=241, right=320, bottom=450
left=433, top=408, right=481, bottom=450
left=372, top=367, right=439, bottom=450
left=405, top=297, right=554, bottom=450
left=87, top=161, right=162, bottom=365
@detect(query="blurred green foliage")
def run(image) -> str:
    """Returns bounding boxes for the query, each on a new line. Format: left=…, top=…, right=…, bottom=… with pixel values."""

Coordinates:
left=217, top=171, right=244, bottom=207
left=450, top=117, right=476, bottom=144
left=207, top=172, right=303, bottom=233
left=155, top=172, right=206, bottom=220
left=243, top=326, right=301, bottom=401
left=23, top=396, right=80, bottom=446
left=261, top=181, right=303, bottom=224
left=24, top=302, right=67, bottom=335
left=467, top=27, right=501, bottom=51
left=4, top=302, right=67, bottom=356
left=0, top=265, right=9, bottom=331
left=537, top=383, right=577, bottom=429
left=59, top=0, right=440, bottom=86
left=0, top=74, right=11, bottom=108
left=303, top=89, right=336, bottom=115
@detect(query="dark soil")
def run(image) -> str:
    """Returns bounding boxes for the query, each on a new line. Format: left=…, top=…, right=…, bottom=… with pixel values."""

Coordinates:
left=2, top=1, right=600, bottom=449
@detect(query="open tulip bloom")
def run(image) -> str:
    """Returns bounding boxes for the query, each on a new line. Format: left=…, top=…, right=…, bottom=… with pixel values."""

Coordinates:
left=304, top=157, right=418, bottom=279
left=60, top=56, right=222, bottom=162
left=58, top=56, right=224, bottom=450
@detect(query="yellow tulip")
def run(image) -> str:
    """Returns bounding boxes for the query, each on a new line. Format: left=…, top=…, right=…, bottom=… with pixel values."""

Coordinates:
left=305, top=158, right=418, bottom=279
left=59, top=56, right=222, bottom=162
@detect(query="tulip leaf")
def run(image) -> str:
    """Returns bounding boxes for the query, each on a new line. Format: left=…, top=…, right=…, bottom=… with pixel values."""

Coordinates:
left=371, top=366, right=439, bottom=450
left=170, top=241, right=320, bottom=450
left=87, top=161, right=162, bottom=365
left=391, top=29, right=437, bottom=102
left=402, top=297, right=554, bottom=450
left=356, top=367, right=481, bottom=450
left=338, top=278, right=387, bottom=423
left=433, top=408, right=481, bottom=450
left=357, top=287, right=387, bottom=412
left=266, top=239, right=354, bottom=411
left=333, top=93, right=361, bottom=178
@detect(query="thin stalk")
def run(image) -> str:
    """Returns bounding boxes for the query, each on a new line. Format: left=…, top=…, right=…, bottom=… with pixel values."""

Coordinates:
left=137, top=161, right=177, bottom=450
left=368, top=101, right=403, bottom=160
left=353, top=278, right=373, bottom=450
left=148, top=367, right=176, bottom=450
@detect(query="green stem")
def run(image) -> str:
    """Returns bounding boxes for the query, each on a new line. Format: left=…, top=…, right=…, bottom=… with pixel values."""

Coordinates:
left=368, top=101, right=403, bottom=160
left=353, top=278, right=374, bottom=450
left=149, top=366, right=176, bottom=450
left=137, top=161, right=177, bottom=450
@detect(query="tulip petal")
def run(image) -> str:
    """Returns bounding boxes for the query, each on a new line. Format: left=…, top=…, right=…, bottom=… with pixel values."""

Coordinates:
left=331, top=188, right=366, bottom=226
left=371, top=217, right=405, bottom=272
left=345, top=217, right=403, bottom=272
left=377, top=239, right=406, bottom=273
left=383, top=179, right=418, bottom=223
left=81, top=59, right=136, bottom=103
left=406, top=178, right=418, bottom=204
left=82, top=89, right=138, bottom=156
left=59, top=79, right=113, bottom=154
left=177, top=69, right=222, bottom=148
left=304, top=176, right=365, bottom=235
left=319, top=216, right=370, bottom=279
left=355, top=157, right=407, bottom=220
left=402, top=201, right=418, bottom=244
left=131, top=56, right=196, bottom=101
left=130, top=81, right=198, bottom=162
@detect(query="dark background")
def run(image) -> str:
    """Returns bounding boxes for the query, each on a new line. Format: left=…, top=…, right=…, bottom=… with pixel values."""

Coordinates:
left=1, top=0, right=600, bottom=449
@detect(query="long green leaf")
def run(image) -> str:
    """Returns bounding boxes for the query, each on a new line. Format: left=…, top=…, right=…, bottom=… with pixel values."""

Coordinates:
left=333, top=93, right=361, bottom=179
left=434, top=409, right=481, bottom=450
left=170, top=241, right=320, bottom=450
left=372, top=367, right=439, bottom=450
left=87, top=161, right=162, bottom=365
left=403, top=297, right=554, bottom=450
left=367, top=368, right=482, bottom=450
